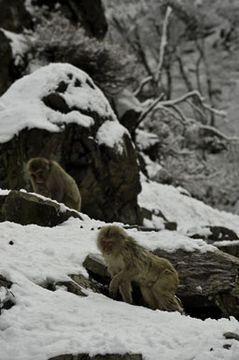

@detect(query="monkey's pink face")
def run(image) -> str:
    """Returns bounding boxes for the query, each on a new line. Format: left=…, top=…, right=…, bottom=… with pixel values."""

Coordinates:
left=102, top=239, right=114, bottom=255
left=31, top=169, right=45, bottom=183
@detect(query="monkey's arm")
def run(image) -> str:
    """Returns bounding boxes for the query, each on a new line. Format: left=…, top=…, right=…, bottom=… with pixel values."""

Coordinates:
left=51, top=186, right=64, bottom=203
left=49, top=174, right=65, bottom=203
left=119, top=281, right=133, bottom=304
left=109, top=266, right=137, bottom=298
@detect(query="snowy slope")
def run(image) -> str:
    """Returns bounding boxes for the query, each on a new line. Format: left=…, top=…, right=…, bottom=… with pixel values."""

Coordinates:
left=0, top=62, right=239, bottom=360
left=139, top=173, right=239, bottom=234
left=0, top=189, right=239, bottom=360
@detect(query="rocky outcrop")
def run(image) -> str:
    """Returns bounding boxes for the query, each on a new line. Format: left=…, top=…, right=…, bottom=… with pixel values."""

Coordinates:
left=0, top=190, right=83, bottom=227
left=0, top=64, right=141, bottom=225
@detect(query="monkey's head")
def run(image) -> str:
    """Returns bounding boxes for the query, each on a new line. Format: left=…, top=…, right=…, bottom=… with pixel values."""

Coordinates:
left=97, top=225, right=127, bottom=256
left=26, top=157, right=51, bottom=184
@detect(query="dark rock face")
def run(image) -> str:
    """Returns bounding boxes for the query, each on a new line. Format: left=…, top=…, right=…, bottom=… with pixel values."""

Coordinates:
left=0, top=275, right=14, bottom=314
left=0, top=0, right=107, bottom=97
left=0, top=191, right=83, bottom=227
left=0, top=31, right=13, bottom=95
left=32, top=0, right=108, bottom=39
left=49, top=354, right=142, bottom=360
left=0, top=0, right=32, bottom=95
left=0, top=0, right=32, bottom=33
left=43, top=273, right=105, bottom=297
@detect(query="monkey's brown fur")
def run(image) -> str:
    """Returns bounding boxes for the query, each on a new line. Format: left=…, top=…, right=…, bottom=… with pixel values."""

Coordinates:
left=26, top=157, right=81, bottom=211
left=97, top=225, right=183, bottom=313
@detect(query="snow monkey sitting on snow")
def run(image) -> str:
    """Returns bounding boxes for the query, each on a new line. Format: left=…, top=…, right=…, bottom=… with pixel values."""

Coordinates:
left=26, top=157, right=81, bottom=211
left=97, top=225, right=183, bottom=313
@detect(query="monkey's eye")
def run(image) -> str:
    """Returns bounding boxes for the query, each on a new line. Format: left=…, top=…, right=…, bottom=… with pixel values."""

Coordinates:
left=31, top=171, right=43, bottom=181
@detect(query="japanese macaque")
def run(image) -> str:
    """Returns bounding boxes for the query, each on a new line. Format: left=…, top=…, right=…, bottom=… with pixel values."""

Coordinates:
left=97, top=225, right=183, bottom=313
left=26, top=157, right=81, bottom=211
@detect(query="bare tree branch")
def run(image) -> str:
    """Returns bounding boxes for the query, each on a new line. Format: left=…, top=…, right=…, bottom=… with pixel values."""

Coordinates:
left=176, top=52, right=194, bottom=92
left=155, top=6, right=172, bottom=83
left=159, top=90, right=226, bottom=118
left=199, top=125, right=239, bottom=142
left=152, top=104, right=186, bottom=125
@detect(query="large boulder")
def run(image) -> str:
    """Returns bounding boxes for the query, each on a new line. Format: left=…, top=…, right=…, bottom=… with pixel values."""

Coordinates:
left=0, top=64, right=141, bottom=225
left=0, top=190, right=83, bottom=227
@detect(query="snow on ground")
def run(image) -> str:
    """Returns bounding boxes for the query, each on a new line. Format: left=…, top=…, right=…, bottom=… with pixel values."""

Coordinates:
left=1, top=187, right=239, bottom=360
left=0, top=63, right=118, bottom=143
left=139, top=173, right=239, bottom=235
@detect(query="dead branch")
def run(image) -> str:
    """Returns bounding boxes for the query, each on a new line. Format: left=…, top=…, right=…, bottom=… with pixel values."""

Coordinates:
left=175, top=51, right=194, bottom=92
left=152, top=104, right=186, bottom=125
left=159, top=90, right=226, bottom=119
left=166, top=104, right=189, bottom=124
left=155, top=6, right=172, bottom=83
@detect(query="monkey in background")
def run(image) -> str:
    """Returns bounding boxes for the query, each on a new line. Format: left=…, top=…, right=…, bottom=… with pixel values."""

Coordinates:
left=26, top=157, right=81, bottom=211
left=97, top=225, right=183, bottom=313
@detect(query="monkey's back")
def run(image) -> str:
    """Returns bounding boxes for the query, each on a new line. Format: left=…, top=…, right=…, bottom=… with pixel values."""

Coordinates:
left=50, top=161, right=81, bottom=211
left=126, top=244, right=179, bottom=289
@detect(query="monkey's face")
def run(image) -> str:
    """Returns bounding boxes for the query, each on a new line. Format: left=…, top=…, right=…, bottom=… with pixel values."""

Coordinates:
left=101, top=238, right=114, bottom=255
left=30, top=169, right=45, bottom=183
left=97, top=225, right=127, bottom=256
left=28, top=158, right=50, bottom=184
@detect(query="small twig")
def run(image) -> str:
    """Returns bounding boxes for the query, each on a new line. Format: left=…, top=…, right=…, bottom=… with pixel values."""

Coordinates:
left=133, top=76, right=153, bottom=96
left=152, top=104, right=186, bottom=125
left=199, top=125, right=239, bottom=142
left=202, top=103, right=226, bottom=117
left=166, top=104, right=189, bottom=124
left=135, top=94, right=165, bottom=128
left=176, top=52, right=194, bottom=92
left=186, top=98, right=207, bottom=123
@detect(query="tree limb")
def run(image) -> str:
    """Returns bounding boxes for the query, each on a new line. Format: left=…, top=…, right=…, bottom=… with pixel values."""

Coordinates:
left=155, top=6, right=172, bottom=83
left=133, top=76, right=153, bottom=96
left=199, top=125, right=239, bottom=142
